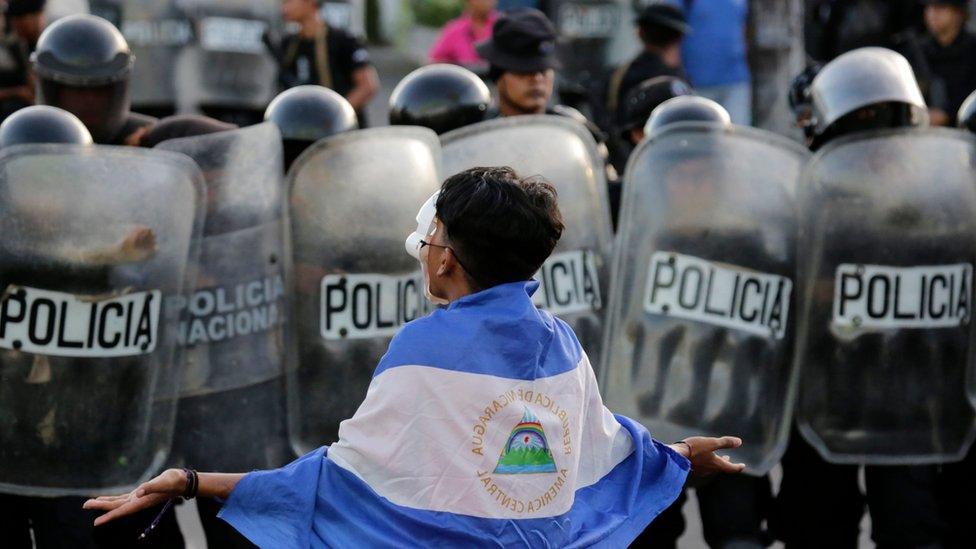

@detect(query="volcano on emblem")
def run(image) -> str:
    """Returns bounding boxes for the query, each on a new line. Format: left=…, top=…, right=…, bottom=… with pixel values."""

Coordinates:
left=493, top=407, right=558, bottom=474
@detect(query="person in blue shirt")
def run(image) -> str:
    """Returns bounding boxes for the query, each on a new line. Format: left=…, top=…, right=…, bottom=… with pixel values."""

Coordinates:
left=679, top=0, right=753, bottom=125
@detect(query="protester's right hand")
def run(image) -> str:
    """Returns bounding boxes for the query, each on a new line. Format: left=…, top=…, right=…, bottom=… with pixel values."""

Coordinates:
left=83, top=468, right=187, bottom=526
left=670, top=436, right=746, bottom=476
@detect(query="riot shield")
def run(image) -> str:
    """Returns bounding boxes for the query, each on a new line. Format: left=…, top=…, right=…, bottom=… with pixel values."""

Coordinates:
left=552, top=0, right=622, bottom=112
left=120, top=0, right=192, bottom=114
left=440, top=115, right=612, bottom=368
left=156, top=123, right=291, bottom=471
left=287, top=127, right=441, bottom=455
left=0, top=144, right=203, bottom=496
left=175, top=0, right=279, bottom=114
left=600, top=123, right=808, bottom=474
left=795, top=127, right=976, bottom=464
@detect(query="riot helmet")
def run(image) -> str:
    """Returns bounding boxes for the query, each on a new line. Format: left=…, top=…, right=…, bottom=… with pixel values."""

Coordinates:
left=622, top=76, right=694, bottom=143
left=264, top=85, right=358, bottom=172
left=810, top=47, right=927, bottom=150
left=644, top=96, right=731, bottom=137
left=389, top=64, right=491, bottom=134
left=957, top=88, right=976, bottom=134
left=0, top=105, right=92, bottom=148
left=32, top=15, right=133, bottom=144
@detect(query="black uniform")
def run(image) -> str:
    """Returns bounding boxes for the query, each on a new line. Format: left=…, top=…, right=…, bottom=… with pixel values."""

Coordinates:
left=611, top=52, right=687, bottom=126
left=808, top=0, right=922, bottom=61
left=920, top=30, right=976, bottom=126
left=0, top=35, right=31, bottom=122
left=277, top=23, right=371, bottom=126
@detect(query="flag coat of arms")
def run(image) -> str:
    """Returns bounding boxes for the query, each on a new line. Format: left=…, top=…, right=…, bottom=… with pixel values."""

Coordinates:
left=219, top=281, right=689, bottom=547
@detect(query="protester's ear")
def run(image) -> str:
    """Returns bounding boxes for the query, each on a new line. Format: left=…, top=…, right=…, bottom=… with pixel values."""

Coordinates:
left=436, top=248, right=455, bottom=277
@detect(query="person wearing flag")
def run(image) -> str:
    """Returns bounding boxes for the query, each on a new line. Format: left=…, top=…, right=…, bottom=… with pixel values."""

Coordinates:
left=84, top=166, right=745, bottom=547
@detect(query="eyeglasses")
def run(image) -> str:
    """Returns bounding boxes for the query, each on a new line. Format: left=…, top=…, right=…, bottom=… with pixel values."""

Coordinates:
left=419, top=239, right=480, bottom=286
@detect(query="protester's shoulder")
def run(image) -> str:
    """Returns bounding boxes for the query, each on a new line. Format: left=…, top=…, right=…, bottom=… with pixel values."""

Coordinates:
left=374, top=309, right=460, bottom=374
left=534, top=307, right=586, bottom=368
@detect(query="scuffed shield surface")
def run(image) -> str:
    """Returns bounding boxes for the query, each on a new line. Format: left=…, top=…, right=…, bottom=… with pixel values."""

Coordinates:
left=0, top=144, right=203, bottom=495
left=601, top=123, right=808, bottom=474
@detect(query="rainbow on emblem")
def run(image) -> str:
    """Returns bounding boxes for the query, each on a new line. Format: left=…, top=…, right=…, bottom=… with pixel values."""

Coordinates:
left=493, top=407, right=558, bottom=474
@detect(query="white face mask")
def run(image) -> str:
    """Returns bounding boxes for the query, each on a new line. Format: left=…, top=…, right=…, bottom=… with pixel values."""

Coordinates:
left=405, top=192, right=449, bottom=305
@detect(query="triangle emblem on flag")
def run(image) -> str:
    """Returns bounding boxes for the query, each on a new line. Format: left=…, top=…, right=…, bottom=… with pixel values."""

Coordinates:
left=493, top=407, right=558, bottom=475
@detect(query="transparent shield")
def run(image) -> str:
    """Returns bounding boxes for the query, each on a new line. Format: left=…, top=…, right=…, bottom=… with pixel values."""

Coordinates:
left=121, top=0, right=191, bottom=109
left=156, top=123, right=285, bottom=397
left=156, top=123, right=290, bottom=470
left=287, top=126, right=442, bottom=455
left=441, top=115, right=613, bottom=369
left=600, top=123, right=808, bottom=475
left=795, top=127, right=976, bottom=464
left=0, top=144, right=203, bottom=495
left=174, top=0, right=279, bottom=111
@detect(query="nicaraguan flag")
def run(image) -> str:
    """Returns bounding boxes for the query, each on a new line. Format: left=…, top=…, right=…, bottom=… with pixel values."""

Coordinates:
left=219, top=281, right=689, bottom=547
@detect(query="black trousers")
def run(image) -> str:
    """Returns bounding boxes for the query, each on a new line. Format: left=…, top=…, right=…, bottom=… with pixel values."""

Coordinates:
left=770, top=430, right=946, bottom=549
left=631, top=474, right=772, bottom=548
left=938, top=444, right=976, bottom=549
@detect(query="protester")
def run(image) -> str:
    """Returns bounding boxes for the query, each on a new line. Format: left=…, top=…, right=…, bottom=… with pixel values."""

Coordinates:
left=428, top=0, right=498, bottom=74
left=84, top=166, right=745, bottom=547
left=276, top=0, right=379, bottom=126
left=918, top=0, right=976, bottom=125
left=680, top=0, right=752, bottom=124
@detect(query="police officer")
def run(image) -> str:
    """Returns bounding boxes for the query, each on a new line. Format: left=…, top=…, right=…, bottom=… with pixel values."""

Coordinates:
left=620, top=77, right=694, bottom=149
left=0, top=104, right=185, bottom=548
left=935, top=89, right=976, bottom=549
left=607, top=3, right=689, bottom=130
left=475, top=8, right=617, bottom=199
left=772, top=47, right=948, bottom=549
left=629, top=95, right=775, bottom=549
left=32, top=14, right=155, bottom=146
left=276, top=0, right=379, bottom=127
left=18, top=15, right=189, bottom=547
left=388, top=63, right=491, bottom=135
left=264, top=84, right=358, bottom=172
left=476, top=8, right=565, bottom=120
left=606, top=77, right=693, bottom=228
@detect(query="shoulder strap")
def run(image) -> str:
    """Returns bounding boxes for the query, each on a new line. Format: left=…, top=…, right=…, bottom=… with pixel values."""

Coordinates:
left=606, top=60, right=634, bottom=115
left=315, top=22, right=333, bottom=89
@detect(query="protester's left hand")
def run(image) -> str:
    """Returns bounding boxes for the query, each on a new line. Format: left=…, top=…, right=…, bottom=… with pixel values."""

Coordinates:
left=669, top=436, right=746, bottom=476
left=83, top=468, right=187, bottom=526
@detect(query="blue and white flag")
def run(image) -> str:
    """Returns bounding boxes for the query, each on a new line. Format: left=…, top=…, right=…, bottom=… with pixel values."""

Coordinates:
left=219, top=281, right=689, bottom=547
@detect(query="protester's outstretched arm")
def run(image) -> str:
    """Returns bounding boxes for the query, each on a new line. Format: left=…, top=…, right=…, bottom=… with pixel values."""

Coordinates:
left=668, top=436, right=746, bottom=476
left=83, top=469, right=244, bottom=526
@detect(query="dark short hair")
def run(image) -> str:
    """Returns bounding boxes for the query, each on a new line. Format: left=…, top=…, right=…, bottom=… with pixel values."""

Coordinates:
left=639, top=22, right=684, bottom=48
left=436, top=167, right=564, bottom=290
